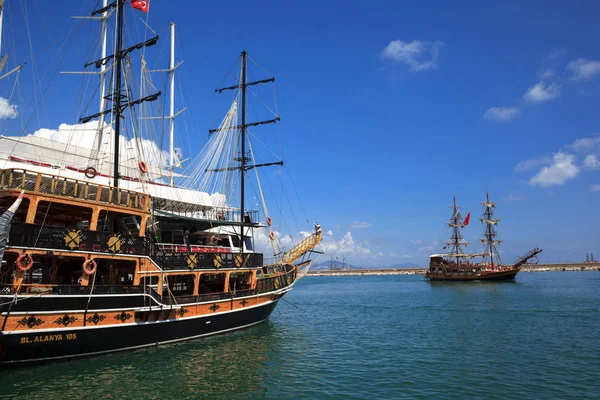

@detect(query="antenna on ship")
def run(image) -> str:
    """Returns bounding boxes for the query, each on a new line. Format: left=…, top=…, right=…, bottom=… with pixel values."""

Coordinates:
left=79, top=0, right=161, bottom=189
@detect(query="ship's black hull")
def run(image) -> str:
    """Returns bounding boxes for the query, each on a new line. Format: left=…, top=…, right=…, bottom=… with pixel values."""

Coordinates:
left=426, top=268, right=519, bottom=281
left=0, top=300, right=278, bottom=365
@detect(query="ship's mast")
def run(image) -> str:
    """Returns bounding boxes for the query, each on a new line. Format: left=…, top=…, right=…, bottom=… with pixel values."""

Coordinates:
left=211, top=51, right=282, bottom=250
left=446, top=196, right=468, bottom=264
left=112, top=0, right=124, bottom=188
left=80, top=0, right=162, bottom=188
left=240, top=51, right=248, bottom=246
left=480, top=191, right=502, bottom=267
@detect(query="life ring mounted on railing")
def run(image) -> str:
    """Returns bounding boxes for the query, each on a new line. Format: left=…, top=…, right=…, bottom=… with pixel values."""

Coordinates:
left=269, top=231, right=276, bottom=241
left=216, top=211, right=225, bottom=220
left=82, top=259, right=97, bottom=275
left=138, top=160, right=147, bottom=174
left=16, top=254, right=33, bottom=272
left=210, top=235, right=219, bottom=245
left=84, top=166, right=97, bottom=179
left=266, top=216, right=273, bottom=226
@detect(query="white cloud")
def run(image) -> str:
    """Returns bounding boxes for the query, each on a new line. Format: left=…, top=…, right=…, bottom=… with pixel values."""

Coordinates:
left=583, top=154, right=600, bottom=169
left=319, top=231, right=372, bottom=256
left=515, top=156, right=552, bottom=172
left=567, top=58, right=600, bottom=80
left=505, top=190, right=525, bottom=202
left=349, top=221, right=372, bottom=229
left=419, top=244, right=436, bottom=252
left=537, top=48, right=566, bottom=79
left=538, top=69, right=555, bottom=79
left=529, top=152, right=579, bottom=187
left=325, top=230, right=333, bottom=236
left=30, top=120, right=169, bottom=167
left=483, top=107, right=520, bottom=121
left=523, top=82, right=561, bottom=103
left=590, top=184, right=600, bottom=192
left=381, top=40, right=444, bottom=71
left=569, top=136, right=600, bottom=153
left=0, top=97, right=18, bottom=119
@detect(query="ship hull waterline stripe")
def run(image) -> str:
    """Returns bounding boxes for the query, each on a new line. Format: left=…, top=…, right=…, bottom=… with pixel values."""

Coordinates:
left=1, top=294, right=284, bottom=335
left=0, top=288, right=289, bottom=315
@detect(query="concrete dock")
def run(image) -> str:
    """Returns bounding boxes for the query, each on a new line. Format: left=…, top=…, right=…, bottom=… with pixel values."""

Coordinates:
left=306, top=263, right=600, bottom=277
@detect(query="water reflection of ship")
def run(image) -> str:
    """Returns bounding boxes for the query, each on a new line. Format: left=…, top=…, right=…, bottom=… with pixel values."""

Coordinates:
left=0, top=322, right=284, bottom=398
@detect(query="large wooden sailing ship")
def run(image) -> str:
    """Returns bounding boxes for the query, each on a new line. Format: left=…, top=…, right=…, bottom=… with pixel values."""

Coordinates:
left=0, top=0, right=321, bottom=364
left=426, top=194, right=542, bottom=281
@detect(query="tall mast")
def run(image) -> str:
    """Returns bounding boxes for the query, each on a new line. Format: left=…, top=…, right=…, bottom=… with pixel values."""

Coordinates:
left=240, top=50, right=247, bottom=246
left=480, top=191, right=502, bottom=267
left=0, top=0, right=4, bottom=55
left=79, top=0, right=161, bottom=183
left=168, top=22, right=175, bottom=186
left=97, top=0, right=108, bottom=134
left=486, top=192, right=494, bottom=268
left=210, top=51, right=282, bottom=251
left=446, top=196, right=468, bottom=264
left=112, top=0, right=124, bottom=188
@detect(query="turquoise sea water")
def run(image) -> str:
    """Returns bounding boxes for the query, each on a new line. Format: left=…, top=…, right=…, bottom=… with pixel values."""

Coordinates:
left=1, top=272, right=599, bottom=399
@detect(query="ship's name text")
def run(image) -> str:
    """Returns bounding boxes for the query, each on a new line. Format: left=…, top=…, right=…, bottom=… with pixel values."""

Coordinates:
left=20, top=333, right=76, bottom=344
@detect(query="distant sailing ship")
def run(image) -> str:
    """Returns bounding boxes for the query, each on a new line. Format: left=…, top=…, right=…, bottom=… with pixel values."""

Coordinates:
left=0, top=0, right=321, bottom=364
left=426, top=193, right=542, bottom=281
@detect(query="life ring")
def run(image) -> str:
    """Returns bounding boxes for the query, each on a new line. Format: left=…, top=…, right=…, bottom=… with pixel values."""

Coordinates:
left=216, top=212, right=225, bottom=220
left=84, top=166, right=97, bottom=178
left=138, top=160, right=147, bottom=174
left=16, top=254, right=33, bottom=272
left=266, top=216, right=272, bottom=226
left=139, top=196, right=146, bottom=209
left=82, top=259, right=97, bottom=275
left=210, top=235, right=219, bottom=245
left=269, top=231, right=275, bottom=241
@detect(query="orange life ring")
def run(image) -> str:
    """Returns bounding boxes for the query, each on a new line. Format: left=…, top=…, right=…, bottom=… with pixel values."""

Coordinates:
left=82, top=259, right=97, bottom=275
left=210, top=236, right=219, bottom=245
left=139, top=196, right=146, bottom=209
left=269, top=231, right=275, bottom=241
left=138, top=160, right=147, bottom=174
left=266, top=216, right=273, bottom=226
left=16, top=254, right=33, bottom=272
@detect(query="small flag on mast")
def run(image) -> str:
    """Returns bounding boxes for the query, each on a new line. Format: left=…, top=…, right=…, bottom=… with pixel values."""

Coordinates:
left=131, top=0, right=149, bottom=12
left=462, top=212, right=471, bottom=226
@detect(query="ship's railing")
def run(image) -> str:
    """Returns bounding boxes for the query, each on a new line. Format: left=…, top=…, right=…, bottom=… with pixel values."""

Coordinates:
left=159, top=289, right=258, bottom=305
left=0, top=284, right=146, bottom=295
left=0, top=283, right=262, bottom=305
left=8, top=222, right=150, bottom=255
left=7, top=222, right=263, bottom=270
left=155, top=251, right=263, bottom=270
left=0, top=168, right=148, bottom=211
left=256, top=265, right=296, bottom=293
left=153, top=198, right=259, bottom=225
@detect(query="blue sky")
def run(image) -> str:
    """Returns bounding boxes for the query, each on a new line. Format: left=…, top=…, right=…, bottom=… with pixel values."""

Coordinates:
left=1, top=1, right=600, bottom=266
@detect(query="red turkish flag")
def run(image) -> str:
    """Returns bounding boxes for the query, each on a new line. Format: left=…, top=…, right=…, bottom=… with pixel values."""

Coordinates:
left=462, top=212, right=471, bottom=226
left=131, top=0, right=149, bottom=12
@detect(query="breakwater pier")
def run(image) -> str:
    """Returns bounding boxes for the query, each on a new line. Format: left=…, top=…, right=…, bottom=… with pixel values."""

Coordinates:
left=306, top=262, right=600, bottom=276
